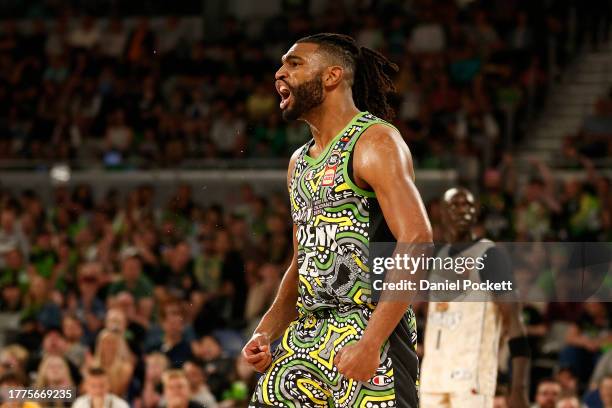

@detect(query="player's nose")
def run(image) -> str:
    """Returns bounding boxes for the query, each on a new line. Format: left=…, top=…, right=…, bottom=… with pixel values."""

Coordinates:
left=275, top=66, right=287, bottom=81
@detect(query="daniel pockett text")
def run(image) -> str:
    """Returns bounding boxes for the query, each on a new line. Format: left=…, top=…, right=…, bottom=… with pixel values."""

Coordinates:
left=369, top=242, right=612, bottom=303
left=369, top=250, right=514, bottom=301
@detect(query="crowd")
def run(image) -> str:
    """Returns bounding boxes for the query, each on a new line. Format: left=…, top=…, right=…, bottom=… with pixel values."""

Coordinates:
left=560, top=86, right=612, bottom=170
left=0, top=0, right=611, bottom=407
left=0, top=150, right=609, bottom=406
left=0, top=0, right=602, bottom=173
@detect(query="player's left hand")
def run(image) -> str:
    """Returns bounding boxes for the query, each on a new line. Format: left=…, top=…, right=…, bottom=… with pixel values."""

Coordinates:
left=334, top=340, right=380, bottom=382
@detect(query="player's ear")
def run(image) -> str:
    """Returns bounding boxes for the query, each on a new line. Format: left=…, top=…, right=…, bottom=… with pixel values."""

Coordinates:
left=323, top=65, right=344, bottom=87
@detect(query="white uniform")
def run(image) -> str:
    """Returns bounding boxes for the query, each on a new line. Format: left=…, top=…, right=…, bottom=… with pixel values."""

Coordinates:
left=420, top=239, right=502, bottom=408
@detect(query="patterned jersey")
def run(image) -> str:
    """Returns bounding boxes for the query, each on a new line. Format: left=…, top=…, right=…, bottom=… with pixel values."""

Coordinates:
left=289, top=111, right=415, bottom=334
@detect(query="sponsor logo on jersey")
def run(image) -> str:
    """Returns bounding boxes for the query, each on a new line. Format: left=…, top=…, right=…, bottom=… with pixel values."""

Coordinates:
left=371, top=375, right=392, bottom=386
left=321, top=167, right=336, bottom=186
left=428, top=311, right=462, bottom=330
left=450, top=369, right=473, bottom=381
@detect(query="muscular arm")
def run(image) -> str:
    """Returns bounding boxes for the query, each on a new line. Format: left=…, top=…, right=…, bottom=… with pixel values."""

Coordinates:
left=252, top=227, right=299, bottom=341
left=243, top=149, right=301, bottom=371
left=355, top=125, right=432, bottom=350
left=334, top=125, right=432, bottom=381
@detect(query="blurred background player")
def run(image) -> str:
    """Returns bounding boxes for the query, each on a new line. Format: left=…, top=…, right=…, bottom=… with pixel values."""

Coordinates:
left=420, top=187, right=530, bottom=408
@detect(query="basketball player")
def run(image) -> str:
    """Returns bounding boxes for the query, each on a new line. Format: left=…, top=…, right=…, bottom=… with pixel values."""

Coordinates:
left=242, top=33, right=432, bottom=407
left=419, top=187, right=530, bottom=408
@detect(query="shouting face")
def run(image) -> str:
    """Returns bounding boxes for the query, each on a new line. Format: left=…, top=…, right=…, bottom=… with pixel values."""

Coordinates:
left=275, top=43, right=326, bottom=121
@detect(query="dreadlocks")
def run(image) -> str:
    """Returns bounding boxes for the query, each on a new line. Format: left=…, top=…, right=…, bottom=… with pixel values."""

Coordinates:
left=296, top=33, right=399, bottom=121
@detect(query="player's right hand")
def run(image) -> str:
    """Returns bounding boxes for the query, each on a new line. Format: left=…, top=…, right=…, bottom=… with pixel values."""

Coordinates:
left=242, top=332, right=272, bottom=372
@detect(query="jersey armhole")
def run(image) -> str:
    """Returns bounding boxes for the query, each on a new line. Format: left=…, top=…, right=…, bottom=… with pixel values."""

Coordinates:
left=341, top=121, right=399, bottom=198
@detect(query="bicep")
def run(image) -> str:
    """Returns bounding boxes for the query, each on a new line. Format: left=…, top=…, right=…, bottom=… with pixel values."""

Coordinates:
left=356, top=128, right=431, bottom=242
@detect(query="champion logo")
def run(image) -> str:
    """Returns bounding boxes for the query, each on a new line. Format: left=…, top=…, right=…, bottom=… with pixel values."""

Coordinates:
left=371, top=375, right=392, bottom=386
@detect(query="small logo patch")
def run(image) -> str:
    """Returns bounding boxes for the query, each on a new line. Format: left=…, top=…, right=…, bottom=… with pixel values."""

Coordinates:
left=371, top=375, right=392, bottom=386
left=321, top=167, right=336, bottom=186
left=304, top=170, right=315, bottom=181
left=328, top=151, right=341, bottom=166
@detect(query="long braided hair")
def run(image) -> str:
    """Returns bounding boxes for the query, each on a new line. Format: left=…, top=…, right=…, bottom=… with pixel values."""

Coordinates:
left=296, top=33, right=399, bottom=121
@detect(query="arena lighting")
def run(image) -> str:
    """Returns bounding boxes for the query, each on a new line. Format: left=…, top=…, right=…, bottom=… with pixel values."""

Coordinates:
left=49, top=164, right=71, bottom=184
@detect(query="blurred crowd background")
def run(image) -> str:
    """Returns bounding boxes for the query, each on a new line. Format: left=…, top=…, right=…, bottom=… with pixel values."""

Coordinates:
left=0, top=0, right=611, bottom=407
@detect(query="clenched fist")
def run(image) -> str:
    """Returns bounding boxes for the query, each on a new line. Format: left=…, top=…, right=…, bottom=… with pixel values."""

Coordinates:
left=334, top=340, right=380, bottom=382
left=242, top=333, right=273, bottom=372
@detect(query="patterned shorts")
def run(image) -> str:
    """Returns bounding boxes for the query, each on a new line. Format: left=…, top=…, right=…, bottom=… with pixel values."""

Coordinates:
left=249, top=307, right=419, bottom=408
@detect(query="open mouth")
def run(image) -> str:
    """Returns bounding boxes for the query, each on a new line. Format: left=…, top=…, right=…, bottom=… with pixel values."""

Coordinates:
left=276, top=81, right=292, bottom=110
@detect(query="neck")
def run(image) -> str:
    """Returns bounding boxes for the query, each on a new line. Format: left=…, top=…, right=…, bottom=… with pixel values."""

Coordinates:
left=302, top=95, right=359, bottom=152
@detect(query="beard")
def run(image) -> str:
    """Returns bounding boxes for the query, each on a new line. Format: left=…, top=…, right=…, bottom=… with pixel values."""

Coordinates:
left=282, top=75, right=324, bottom=121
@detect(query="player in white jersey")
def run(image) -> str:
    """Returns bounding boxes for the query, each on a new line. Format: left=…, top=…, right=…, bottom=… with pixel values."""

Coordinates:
left=420, top=187, right=530, bottom=408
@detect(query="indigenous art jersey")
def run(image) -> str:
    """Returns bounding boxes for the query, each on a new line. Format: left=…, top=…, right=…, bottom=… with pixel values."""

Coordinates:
left=248, top=112, right=420, bottom=408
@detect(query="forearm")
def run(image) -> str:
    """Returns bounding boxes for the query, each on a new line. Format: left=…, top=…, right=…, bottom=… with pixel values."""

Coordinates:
left=361, top=301, right=410, bottom=349
left=362, top=238, right=431, bottom=349
left=253, top=265, right=299, bottom=341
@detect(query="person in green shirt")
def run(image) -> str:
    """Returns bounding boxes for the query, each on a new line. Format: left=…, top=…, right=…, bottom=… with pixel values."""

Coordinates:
left=108, top=249, right=154, bottom=325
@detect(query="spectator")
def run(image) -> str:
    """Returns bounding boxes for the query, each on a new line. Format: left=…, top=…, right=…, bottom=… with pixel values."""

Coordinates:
left=245, top=263, right=281, bottom=332
left=35, top=354, right=74, bottom=389
left=532, top=378, right=562, bottom=408
left=601, top=375, right=612, bottom=408
left=561, top=302, right=612, bottom=383
left=409, top=9, right=445, bottom=54
left=108, top=250, right=154, bottom=324
left=0, top=246, right=26, bottom=311
left=0, top=206, right=28, bottom=259
left=0, top=370, right=41, bottom=408
left=100, top=18, right=128, bottom=59
left=67, top=16, right=100, bottom=50
left=61, top=314, right=87, bottom=368
left=107, top=297, right=147, bottom=353
left=21, top=275, right=62, bottom=331
left=135, top=352, right=169, bottom=408
left=87, top=329, right=134, bottom=398
left=182, top=361, right=218, bottom=408
left=209, top=108, right=246, bottom=157
left=69, top=262, right=105, bottom=342
left=0, top=345, right=28, bottom=378
left=145, top=300, right=192, bottom=368
left=160, top=370, right=205, bottom=408
left=555, top=396, right=583, bottom=408
left=72, top=367, right=130, bottom=408
left=190, top=335, right=233, bottom=399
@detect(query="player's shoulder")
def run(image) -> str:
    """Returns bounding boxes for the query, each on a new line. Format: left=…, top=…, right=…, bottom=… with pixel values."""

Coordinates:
left=288, top=141, right=310, bottom=170
left=353, top=117, right=414, bottom=179
left=359, top=119, right=404, bottom=147
left=287, top=141, right=312, bottom=186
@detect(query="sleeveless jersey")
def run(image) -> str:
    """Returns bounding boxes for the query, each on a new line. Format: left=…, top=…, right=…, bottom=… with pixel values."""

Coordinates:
left=420, top=239, right=502, bottom=397
left=289, top=111, right=399, bottom=314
